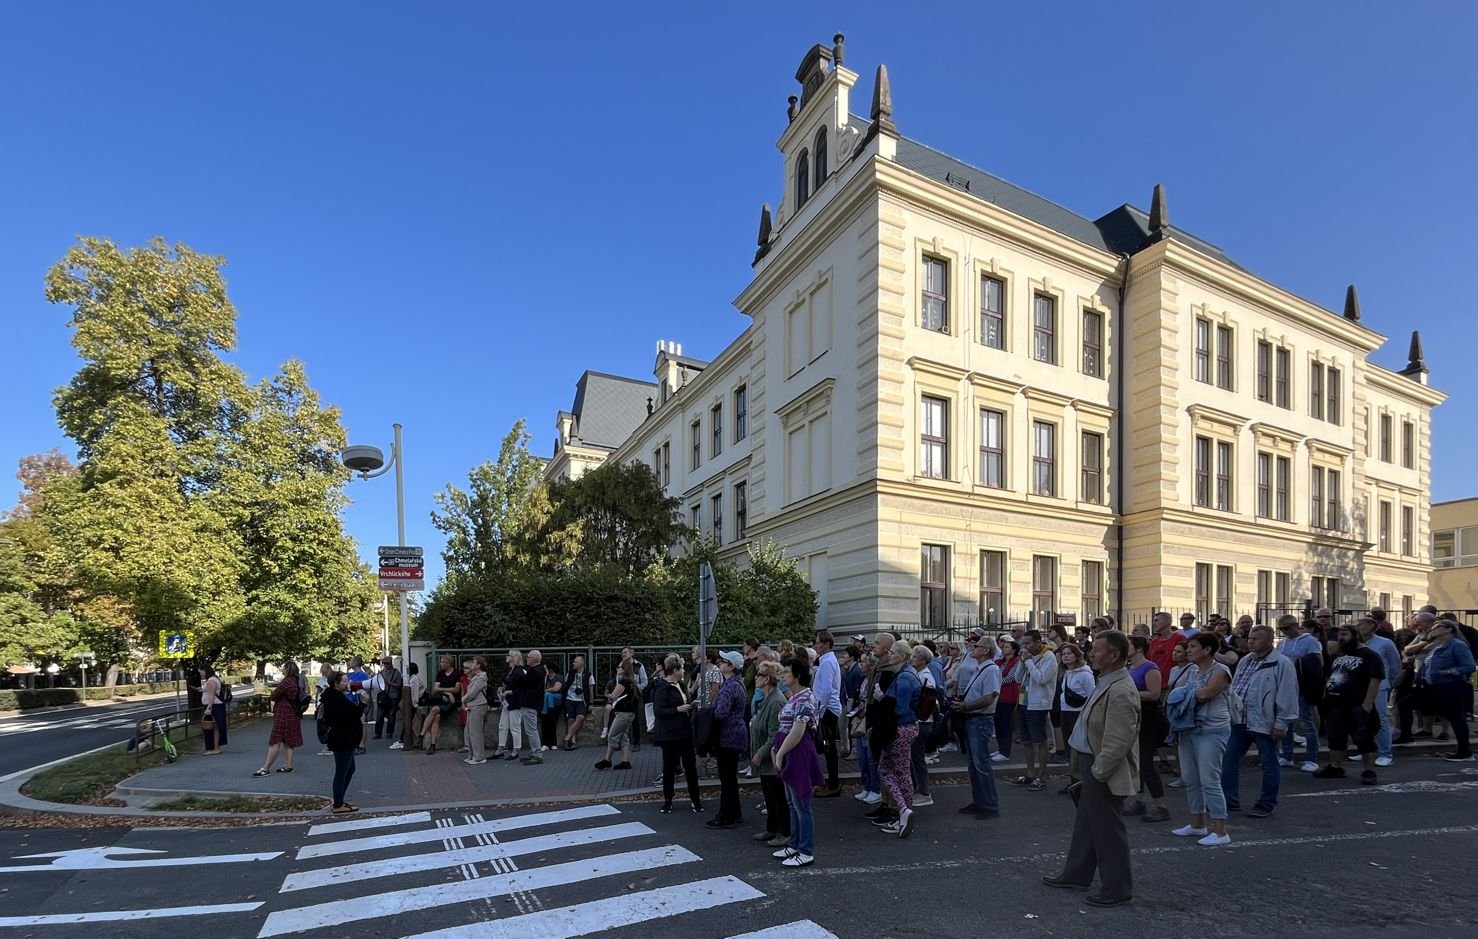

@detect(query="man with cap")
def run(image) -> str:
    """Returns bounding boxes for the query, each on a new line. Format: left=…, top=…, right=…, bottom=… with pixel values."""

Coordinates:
left=709, top=650, right=750, bottom=828
left=811, top=631, right=844, bottom=797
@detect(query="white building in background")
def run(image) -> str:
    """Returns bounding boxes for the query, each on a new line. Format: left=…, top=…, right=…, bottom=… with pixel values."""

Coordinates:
left=545, top=35, right=1445, bottom=632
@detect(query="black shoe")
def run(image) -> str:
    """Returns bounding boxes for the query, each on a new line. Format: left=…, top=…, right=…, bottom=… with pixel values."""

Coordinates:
left=521, top=756, right=543, bottom=765
left=813, top=786, right=841, bottom=798
left=974, top=810, right=1000, bottom=820
left=705, top=818, right=740, bottom=829
left=864, top=805, right=891, bottom=820
left=594, top=759, right=612, bottom=770
left=1226, top=801, right=1242, bottom=812
left=612, top=761, right=632, bottom=770
left=1248, top=805, right=1274, bottom=818
left=1041, top=874, right=1090, bottom=890
left=1360, top=769, right=1377, bottom=785
left=1393, top=736, right=1414, bottom=746
left=957, top=803, right=981, bottom=814
left=659, top=803, right=672, bottom=814
left=1086, top=893, right=1133, bottom=907
left=690, top=802, right=704, bottom=813
left=1310, top=765, right=1346, bottom=779
left=869, top=813, right=899, bottom=828
left=1445, top=753, right=1475, bottom=762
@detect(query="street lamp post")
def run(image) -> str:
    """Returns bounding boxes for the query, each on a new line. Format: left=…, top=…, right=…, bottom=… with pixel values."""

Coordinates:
left=342, top=423, right=411, bottom=676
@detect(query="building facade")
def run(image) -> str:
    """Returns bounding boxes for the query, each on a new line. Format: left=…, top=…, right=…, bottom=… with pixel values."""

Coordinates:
left=1430, top=498, right=1478, bottom=613
left=547, top=36, right=1446, bottom=631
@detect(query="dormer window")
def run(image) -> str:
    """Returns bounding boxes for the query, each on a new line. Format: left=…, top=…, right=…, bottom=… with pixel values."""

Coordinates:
left=813, top=127, right=828, bottom=190
left=796, top=149, right=810, bottom=210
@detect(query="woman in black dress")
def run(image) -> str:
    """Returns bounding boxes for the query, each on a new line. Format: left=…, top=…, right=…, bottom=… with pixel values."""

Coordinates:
left=653, top=653, right=703, bottom=814
left=321, top=671, right=363, bottom=814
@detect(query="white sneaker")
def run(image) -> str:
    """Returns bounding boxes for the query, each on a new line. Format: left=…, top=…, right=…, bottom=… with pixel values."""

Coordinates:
left=389, top=741, right=404, bottom=750
left=781, top=852, right=814, bottom=867
left=925, top=755, right=940, bottom=765
left=854, top=790, right=870, bottom=801
left=1374, top=756, right=1393, bottom=767
left=938, top=743, right=957, bottom=753
left=1168, top=778, right=1184, bottom=788
left=1198, top=832, right=1231, bottom=846
left=1299, top=761, right=1319, bottom=773
left=913, top=794, right=934, bottom=807
left=880, top=820, right=903, bottom=835
left=991, top=753, right=1009, bottom=763
left=1172, top=824, right=1209, bottom=837
left=772, top=847, right=797, bottom=859
left=1292, top=735, right=1306, bottom=746
left=1277, top=757, right=1291, bottom=767
left=318, top=749, right=332, bottom=756
left=862, top=791, right=882, bottom=804
left=897, top=807, right=915, bottom=837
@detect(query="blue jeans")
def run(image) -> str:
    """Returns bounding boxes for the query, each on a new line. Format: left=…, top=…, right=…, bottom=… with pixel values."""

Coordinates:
left=965, top=716, right=1000, bottom=813
left=1177, top=725, right=1230, bottom=820
left=784, top=783, right=815, bottom=856
left=1280, top=698, right=1320, bottom=764
left=332, top=750, right=356, bottom=807
left=1373, top=686, right=1393, bottom=759
left=1221, top=725, right=1281, bottom=811
left=855, top=737, right=880, bottom=794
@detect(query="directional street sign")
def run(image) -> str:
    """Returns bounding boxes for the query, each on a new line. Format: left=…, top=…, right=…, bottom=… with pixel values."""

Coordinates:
left=378, top=545, right=425, bottom=591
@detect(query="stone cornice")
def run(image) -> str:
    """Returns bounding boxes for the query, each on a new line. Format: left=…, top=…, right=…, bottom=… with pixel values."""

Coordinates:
left=1365, top=365, right=1447, bottom=408
left=1186, top=403, right=1247, bottom=433
left=775, top=378, right=836, bottom=427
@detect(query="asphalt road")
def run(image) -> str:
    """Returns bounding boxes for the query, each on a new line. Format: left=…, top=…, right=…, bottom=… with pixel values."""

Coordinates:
left=2, top=750, right=1476, bottom=938
left=0, top=686, right=253, bottom=779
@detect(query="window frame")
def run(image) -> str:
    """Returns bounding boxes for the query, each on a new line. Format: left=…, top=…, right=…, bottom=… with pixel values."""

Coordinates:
left=1275, top=455, right=1290, bottom=521
left=1031, top=555, right=1057, bottom=623
left=734, top=481, right=747, bottom=541
left=711, top=492, right=723, bottom=547
left=1326, top=366, right=1341, bottom=425
left=795, top=149, right=810, bottom=210
left=690, top=420, right=702, bottom=471
left=1401, top=505, right=1413, bottom=556
left=1081, top=560, right=1103, bottom=620
left=1194, top=318, right=1211, bottom=384
left=979, top=408, right=1006, bottom=489
left=1256, top=340, right=1272, bottom=402
left=979, top=550, right=1006, bottom=623
left=1031, top=419, right=1056, bottom=497
left=920, top=543, right=950, bottom=630
left=1401, top=420, right=1414, bottom=469
left=1032, top=293, right=1056, bottom=365
left=733, top=385, right=748, bottom=442
left=812, top=127, right=827, bottom=190
left=1080, top=430, right=1103, bottom=505
left=979, top=274, right=1005, bottom=350
left=1256, top=452, right=1272, bottom=518
left=1378, top=499, right=1392, bottom=552
left=1275, top=347, right=1291, bottom=409
left=1215, top=324, right=1233, bottom=390
left=1380, top=414, right=1393, bottom=462
left=921, top=256, right=949, bottom=333
left=920, top=395, right=950, bottom=480
left=1215, top=440, right=1233, bottom=511
left=661, top=442, right=671, bottom=485
left=711, top=403, right=723, bottom=458
left=1309, top=362, right=1324, bottom=420
left=1194, top=435, right=1212, bottom=507
left=1082, top=309, right=1103, bottom=378
left=1310, top=466, right=1325, bottom=528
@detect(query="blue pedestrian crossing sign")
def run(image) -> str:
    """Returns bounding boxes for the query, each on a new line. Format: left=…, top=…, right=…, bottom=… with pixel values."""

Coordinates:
left=158, top=630, right=194, bottom=659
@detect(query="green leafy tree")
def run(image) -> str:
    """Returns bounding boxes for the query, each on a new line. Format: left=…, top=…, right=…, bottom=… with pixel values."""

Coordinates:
left=528, top=460, right=686, bottom=575
left=431, top=420, right=546, bottom=580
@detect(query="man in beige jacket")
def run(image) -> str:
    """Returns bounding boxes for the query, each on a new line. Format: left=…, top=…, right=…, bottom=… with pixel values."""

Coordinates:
left=1042, top=630, right=1141, bottom=907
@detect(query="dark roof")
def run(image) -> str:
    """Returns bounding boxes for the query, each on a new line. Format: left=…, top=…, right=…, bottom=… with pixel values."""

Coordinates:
left=569, top=371, right=657, bottom=451
left=890, top=134, right=1244, bottom=269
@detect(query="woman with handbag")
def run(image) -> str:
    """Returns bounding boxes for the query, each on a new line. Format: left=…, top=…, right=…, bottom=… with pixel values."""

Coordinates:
left=197, top=666, right=227, bottom=755
left=653, top=654, right=703, bottom=814
left=772, top=657, right=825, bottom=867
left=708, top=651, right=749, bottom=829
left=1057, top=643, right=1096, bottom=789
left=254, top=660, right=304, bottom=776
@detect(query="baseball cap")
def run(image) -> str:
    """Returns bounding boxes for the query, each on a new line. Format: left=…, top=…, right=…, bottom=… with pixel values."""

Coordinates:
left=719, top=651, right=744, bottom=670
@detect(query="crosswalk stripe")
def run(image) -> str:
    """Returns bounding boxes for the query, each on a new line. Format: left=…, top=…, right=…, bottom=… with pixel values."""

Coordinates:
left=281, top=822, right=654, bottom=892
left=295, top=805, right=619, bottom=860
left=258, top=845, right=700, bottom=938
left=306, top=811, right=431, bottom=837
left=398, top=875, right=765, bottom=939
left=0, top=901, right=263, bottom=927
left=727, top=921, right=840, bottom=939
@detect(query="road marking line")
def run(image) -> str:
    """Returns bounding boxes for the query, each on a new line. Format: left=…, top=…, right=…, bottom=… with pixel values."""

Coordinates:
left=307, top=811, right=430, bottom=836
left=0, top=901, right=263, bottom=927
left=728, top=921, right=840, bottom=939
left=398, top=875, right=765, bottom=939
left=259, top=845, right=700, bottom=938
left=1286, top=780, right=1478, bottom=796
left=295, top=804, right=619, bottom=859
left=1, top=846, right=281, bottom=873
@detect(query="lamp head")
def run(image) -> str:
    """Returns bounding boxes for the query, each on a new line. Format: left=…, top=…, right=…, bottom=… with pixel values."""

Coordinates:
left=342, top=444, right=386, bottom=474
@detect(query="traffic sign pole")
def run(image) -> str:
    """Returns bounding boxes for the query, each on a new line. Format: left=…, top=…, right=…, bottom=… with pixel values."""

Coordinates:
left=394, top=423, right=411, bottom=678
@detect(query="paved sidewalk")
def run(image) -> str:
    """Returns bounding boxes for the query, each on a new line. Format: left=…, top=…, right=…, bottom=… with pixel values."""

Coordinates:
left=115, top=716, right=976, bottom=811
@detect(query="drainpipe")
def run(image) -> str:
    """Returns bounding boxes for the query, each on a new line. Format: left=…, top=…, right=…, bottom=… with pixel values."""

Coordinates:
left=1114, top=252, right=1132, bottom=622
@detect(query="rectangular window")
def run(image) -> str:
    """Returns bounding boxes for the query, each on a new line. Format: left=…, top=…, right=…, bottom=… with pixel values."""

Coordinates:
left=1275, top=347, right=1291, bottom=408
left=1216, top=441, right=1233, bottom=511
left=1403, top=595, right=1414, bottom=617
left=980, top=275, right=1004, bottom=350
left=1194, top=436, right=1212, bottom=507
left=1256, top=570, right=1273, bottom=610
left=1256, top=340, right=1272, bottom=402
left=711, top=493, right=723, bottom=547
left=1256, top=452, right=1272, bottom=518
left=1275, top=455, right=1290, bottom=521
left=1032, top=420, right=1056, bottom=496
left=1310, top=466, right=1324, bottom=528
left=1326, top=367, right=1341, bottom=425
left=661, top=442, right=671, bottom=485
left=1082, top=561, right=1103, bottom=619
left=1195, top=319, right=1211, bottom=383
left=1380, top=414, right=1393, bottom=462
left=1032, top=556, right=1057, bottom=622
left=1082, top=310, right=1103, bottom=378
left=1032, top=294, right=1056, bottom=364
left=734, top=482, right=747, bottom=540
left=1380, top=592, right=1391, bottom=614
left=1401, top=420, right=1414, bottom=469
left=1434, top=530, right=1456, bottom=567
left=922, top=257, right=948, bottom=332
left=1216, top=324, right=1233, bottom=390
left=1327, top=469, right=1341, bottom=530
left=1378, top=499, right=1392, bottom=552
left=690, top=503, right=701, bottom=533
left=979, top=409, right=1006, bottom=489
left=979, top=550, right=1006, bottom=622
left=711, top=404, right=723, bottom=458
left=734, top=385, right=748, bottom=442
left=690, top=421, right=702, bottom=470
left=921, top=544, right=950, bottom=629
left=1216, top=565, right=1233, bottom=618
left=920, top=395, right=949, bottom=480
left=1309, top=363, right=1324, bottom=420
left=1080, top=431, right=1104, bottom=505
left=1195, top=562, right=1212, bottom=623
left=1311, top=575, right=1324, bottom=608
left=652, top=448, right=662, bottom=477
left=1401, top=505, right=1413, bottom=556
left=1276, top=572, right=1291, bottom=605
left=1325, top=578, right=1340, bottom=610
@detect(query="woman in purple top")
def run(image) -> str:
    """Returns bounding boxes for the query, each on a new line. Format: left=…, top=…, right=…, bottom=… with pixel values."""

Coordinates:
left=772, top=658, right=824, bottom=867
left=709, top=652, right=749, bottom=829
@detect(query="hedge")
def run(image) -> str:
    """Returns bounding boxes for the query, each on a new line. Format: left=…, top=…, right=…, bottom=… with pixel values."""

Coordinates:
left=0, top=680, right=234, bottom=712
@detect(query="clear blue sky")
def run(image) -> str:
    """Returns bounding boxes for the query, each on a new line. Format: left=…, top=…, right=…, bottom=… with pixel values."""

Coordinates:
left=3, top=3, right=1475, bottom=590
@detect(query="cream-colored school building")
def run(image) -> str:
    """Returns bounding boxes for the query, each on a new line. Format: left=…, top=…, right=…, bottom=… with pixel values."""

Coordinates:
left=1430, top=498, right=1478, bottom=613
left=545, top=36, right=1445, bottom=632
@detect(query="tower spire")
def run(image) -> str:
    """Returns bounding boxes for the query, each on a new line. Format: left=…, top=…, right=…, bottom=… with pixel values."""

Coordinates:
left=753, top=203, right=774, bottom=264
left=1343, top=284, right=1362, bottom=321
left=1148, top=183, right=1169, bottom=240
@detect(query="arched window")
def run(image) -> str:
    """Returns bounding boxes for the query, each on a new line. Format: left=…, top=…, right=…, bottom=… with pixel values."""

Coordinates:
left=796, top=149, right=810, bottom=210
left=813, top=127, right=828, bottom=190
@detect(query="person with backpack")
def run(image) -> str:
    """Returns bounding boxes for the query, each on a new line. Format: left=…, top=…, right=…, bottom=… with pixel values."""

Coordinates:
left=255, top=659, right=304, bottom=777
left=197, top=665, right=228, bottom=755
left=908, top=645, right=939, bottom=807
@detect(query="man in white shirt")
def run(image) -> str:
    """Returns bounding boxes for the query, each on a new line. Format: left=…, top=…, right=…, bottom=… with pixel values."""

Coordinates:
left=959, top=638, right=1002, bottom=819
left=1012, top=629, right=1058, bottom=792
left=812, top=630, right=844, bottom=797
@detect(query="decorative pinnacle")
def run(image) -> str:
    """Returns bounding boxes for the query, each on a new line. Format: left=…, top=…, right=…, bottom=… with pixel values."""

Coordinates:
left=1407, top=330, right=1424, bottom=369
left=1343, top=284, right=1361, bottom=321
left=1148, top=183, right=1169, bottom=237
left=754, top=203, right=774, bottom=265
left=787, top=95, right=798, bottom=123
left=832, top=33, right=845, bottom=67
left=870, top=64, right=893, bottom=124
